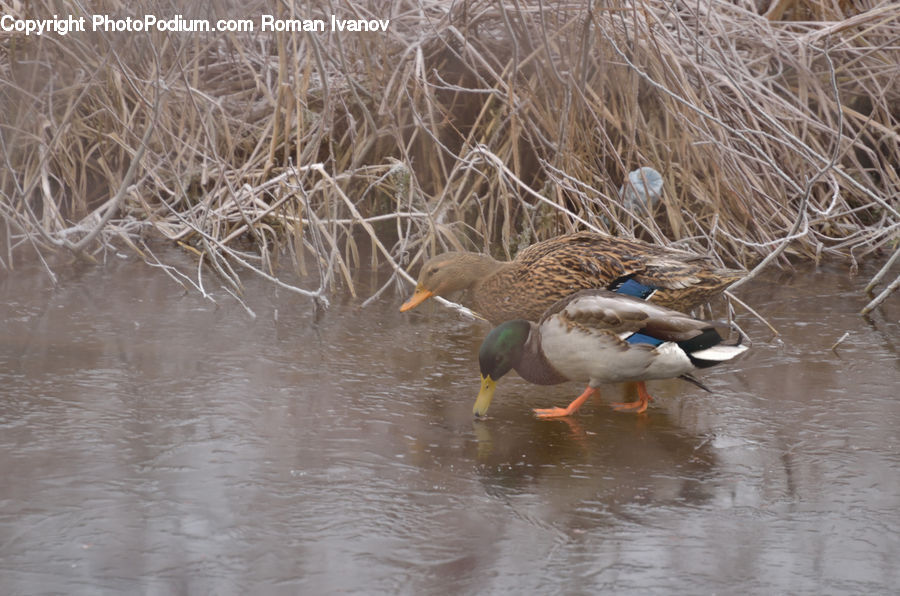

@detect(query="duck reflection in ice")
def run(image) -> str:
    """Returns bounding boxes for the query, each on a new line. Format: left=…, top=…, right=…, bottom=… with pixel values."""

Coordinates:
left=470, top=403, right=720, bottom=522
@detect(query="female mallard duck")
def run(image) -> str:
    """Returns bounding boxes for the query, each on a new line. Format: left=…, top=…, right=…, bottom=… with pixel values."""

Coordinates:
left=473, top=289, right=748, bottom=418
left=400, top=231, right=744, bottom=323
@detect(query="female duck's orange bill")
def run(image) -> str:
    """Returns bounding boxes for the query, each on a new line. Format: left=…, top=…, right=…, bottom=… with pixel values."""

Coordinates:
left=400, top=287, right=434, bottom=311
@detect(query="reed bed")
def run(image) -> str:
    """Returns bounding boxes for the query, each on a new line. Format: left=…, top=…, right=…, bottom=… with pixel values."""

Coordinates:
left=1, top=0, right=897, bottom=313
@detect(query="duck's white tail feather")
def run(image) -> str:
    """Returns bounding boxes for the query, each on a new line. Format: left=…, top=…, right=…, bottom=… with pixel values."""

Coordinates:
left=689, top=344, right=749, bottom=361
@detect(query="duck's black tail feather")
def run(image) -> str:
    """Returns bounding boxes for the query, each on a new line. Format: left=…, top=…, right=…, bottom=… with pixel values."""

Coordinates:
left=679, top=374, right=712, bottom=393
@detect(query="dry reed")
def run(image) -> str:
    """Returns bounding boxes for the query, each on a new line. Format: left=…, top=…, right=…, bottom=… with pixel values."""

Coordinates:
left=1, top=0, right=897, bottom=313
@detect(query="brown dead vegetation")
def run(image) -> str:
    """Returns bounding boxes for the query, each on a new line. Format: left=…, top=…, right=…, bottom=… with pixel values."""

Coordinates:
left=1, top=1, right=897, bottom=313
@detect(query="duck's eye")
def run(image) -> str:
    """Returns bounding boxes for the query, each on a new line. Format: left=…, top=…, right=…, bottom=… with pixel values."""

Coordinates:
left=429, top=267, right=439, bottom=276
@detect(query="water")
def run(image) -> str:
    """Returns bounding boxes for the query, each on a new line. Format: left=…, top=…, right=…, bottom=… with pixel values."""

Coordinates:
left=1, top=252, right=898, bottom=594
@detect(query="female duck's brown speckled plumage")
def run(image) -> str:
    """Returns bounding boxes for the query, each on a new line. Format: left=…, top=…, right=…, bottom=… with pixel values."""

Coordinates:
left=400, top=231, right=744, bottom=323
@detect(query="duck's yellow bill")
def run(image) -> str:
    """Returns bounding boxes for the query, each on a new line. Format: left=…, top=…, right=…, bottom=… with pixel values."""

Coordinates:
left=400, top=287, right=434, bottom=312
left=473, top=375, right=497, bottom=417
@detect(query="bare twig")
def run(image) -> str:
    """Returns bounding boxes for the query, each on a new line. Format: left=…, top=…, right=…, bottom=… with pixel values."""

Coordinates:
left=861, top=273, right=900, bottom=317
left=830, top=332, right=850, bottom=352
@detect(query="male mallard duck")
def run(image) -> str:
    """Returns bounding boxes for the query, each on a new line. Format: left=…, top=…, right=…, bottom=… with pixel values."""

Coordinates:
left=473, top=289, right=748, bottom=418
left=400, top=231, right=743, bottom=324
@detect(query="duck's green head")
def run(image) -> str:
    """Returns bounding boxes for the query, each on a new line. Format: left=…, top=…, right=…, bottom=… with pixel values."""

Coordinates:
left=473, top=320, right=531, bottom=417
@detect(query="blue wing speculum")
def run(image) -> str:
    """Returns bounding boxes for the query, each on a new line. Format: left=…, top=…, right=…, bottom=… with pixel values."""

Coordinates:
left=610, top=276, right=658, bottom=301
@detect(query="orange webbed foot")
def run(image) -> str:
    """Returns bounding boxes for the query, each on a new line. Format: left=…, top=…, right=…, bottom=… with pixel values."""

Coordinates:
left=611, top=381, right=653, bottom=414
left=533, top=386, right=596, bottom=419
left=533, top=406, right=576, bottom=419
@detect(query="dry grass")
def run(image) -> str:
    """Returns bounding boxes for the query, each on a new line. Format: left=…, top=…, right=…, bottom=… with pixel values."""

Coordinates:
left=1, top=0, right=898, bottom=312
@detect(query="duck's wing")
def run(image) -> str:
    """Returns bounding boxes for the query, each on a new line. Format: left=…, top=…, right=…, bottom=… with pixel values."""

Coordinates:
left=542, top=289, right=712, bottom=343
left=510, top=232, right=744, bottom=313
left=630, top=259, right=744, bottom=311
left=517, top=232, right=737, bottom=289
left=633, top=259, right=743, bottom=290
left=545, top=289, right=750, bottom=370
